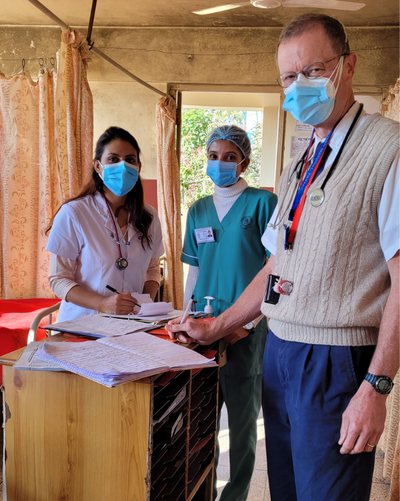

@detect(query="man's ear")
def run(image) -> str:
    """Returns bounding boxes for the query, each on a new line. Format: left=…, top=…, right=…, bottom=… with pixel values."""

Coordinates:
left=344, top=52, right=357, bottom=81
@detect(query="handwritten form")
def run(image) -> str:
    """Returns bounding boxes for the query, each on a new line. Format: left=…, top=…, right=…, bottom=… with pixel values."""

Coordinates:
left=42, top=314, right=155, bottom=338
left=36, top=332, right=216, bottom=387
left=14, top=342, right=66, bottom=371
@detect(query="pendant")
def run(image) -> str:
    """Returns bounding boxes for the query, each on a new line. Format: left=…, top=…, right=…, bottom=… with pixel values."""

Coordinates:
left=275, top=280, right=293, bottom=296
left=116, top=257, right=129, bottom=270
left=310, top=188, right=324, bottom=207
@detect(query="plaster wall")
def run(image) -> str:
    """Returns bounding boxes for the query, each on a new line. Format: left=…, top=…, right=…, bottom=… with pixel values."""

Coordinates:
left=91, top=81, right=166, bottom=180
left=1, top=26, right=398, bottom=188
left=1, top=26, right=398, bottom=86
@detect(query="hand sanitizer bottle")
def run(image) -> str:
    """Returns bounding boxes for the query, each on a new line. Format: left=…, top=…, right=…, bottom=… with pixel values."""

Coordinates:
left=204, top=296, right=215, bottom=316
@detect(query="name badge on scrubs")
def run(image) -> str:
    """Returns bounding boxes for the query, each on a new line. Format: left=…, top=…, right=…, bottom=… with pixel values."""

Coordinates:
left=195, top=227, right=215, bottom=244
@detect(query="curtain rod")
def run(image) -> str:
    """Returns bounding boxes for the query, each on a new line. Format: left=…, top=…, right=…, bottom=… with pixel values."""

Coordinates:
left=27, top=0, right=166, bottom=97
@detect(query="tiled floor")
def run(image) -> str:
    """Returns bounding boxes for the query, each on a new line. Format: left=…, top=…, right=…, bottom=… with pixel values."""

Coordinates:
left=215, top=405, right=391, bottom=501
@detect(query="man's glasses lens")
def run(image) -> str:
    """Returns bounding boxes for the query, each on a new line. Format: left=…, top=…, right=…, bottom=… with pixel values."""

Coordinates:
left=278, top=62, right=326, bottom=88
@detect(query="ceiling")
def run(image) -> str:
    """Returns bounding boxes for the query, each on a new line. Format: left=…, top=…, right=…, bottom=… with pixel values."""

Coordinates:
left=1, top=0, right=399, bottom=28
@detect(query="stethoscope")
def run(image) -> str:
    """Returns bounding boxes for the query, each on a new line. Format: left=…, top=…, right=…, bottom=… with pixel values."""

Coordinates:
left=268, top=102, right=364, bottom=230
left=267, top=147, right=310, bottom=230
left=101, top=193, right=130, bottom=270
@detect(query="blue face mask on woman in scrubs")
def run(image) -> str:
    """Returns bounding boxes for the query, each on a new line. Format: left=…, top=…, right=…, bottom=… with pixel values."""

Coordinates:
left=206, top=158, right=246, bottom=187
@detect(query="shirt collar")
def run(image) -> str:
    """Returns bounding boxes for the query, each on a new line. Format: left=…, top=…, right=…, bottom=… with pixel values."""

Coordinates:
left=314, top=101, right=366, bottom=155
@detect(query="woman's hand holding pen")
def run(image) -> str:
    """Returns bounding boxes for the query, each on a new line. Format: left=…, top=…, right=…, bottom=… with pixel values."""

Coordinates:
left=100, top=292, right=139, bottom=315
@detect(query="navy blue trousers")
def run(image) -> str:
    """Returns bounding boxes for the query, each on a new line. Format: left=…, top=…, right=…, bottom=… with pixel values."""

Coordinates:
left=262, top=330, right=376, bottom=501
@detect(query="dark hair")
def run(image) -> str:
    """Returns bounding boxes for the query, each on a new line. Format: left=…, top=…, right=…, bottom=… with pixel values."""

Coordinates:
left=276, top=14, right=350, bottom=62
left=46, top=126, right=153, bottom=249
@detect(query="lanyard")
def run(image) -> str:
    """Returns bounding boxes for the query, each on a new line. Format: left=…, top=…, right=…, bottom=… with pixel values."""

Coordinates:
left=288, top=129, right=333, bottom=222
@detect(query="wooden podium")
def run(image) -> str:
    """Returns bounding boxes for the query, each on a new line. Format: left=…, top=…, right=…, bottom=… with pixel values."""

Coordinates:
left=2, top=351, right=218, bottom=501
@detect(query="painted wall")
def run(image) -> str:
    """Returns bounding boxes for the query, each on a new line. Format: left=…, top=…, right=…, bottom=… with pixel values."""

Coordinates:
left=1, top=26, right=398, bottom=200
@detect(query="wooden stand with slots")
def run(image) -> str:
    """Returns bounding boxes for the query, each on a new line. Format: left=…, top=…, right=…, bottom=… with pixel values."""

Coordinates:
left=1, top=348, right=219, bottom=501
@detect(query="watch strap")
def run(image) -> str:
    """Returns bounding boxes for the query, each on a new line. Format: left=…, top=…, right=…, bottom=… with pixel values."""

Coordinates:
left=364, top=372, right=394, bottom=394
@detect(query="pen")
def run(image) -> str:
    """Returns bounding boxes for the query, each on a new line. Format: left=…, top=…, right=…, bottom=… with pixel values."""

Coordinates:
left=175, top=295, right=194, bottom=339
left=105, top=285, right=141, bottom=308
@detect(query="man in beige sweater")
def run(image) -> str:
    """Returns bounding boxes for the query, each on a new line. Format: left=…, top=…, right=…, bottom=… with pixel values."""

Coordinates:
left=168, top=13, right=399, bottom=501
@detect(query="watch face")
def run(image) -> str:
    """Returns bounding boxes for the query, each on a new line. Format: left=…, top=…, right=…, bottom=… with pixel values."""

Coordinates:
left=377, top=378, right=391, bottom=392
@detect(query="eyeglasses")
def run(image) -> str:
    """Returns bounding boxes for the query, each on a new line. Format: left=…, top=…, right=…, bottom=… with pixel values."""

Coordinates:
left=276, top=54, right=349, bottom=88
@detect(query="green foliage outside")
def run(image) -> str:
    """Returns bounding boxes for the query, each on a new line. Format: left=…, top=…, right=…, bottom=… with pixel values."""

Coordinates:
left=180, top=108, right=263, bottom=208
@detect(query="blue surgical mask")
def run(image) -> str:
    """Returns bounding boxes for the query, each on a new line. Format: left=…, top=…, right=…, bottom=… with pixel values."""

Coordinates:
left=282, top=58, right=343, bottom=126
left=99, top=161, right=139, bottom=197
left=206, top=159, right=245, bottom=187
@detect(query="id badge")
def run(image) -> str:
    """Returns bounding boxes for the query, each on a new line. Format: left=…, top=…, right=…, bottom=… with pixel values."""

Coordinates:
left=195, top=226, right=215, bottom=244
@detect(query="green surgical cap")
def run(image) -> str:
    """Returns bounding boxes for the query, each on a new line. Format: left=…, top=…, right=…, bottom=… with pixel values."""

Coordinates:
left=206, top=125, right=251, bottom=159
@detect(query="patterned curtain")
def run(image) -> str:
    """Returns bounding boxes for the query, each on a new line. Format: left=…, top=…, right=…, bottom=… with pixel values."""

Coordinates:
left=380, top=76, right=400, bottom=501
left=0, top=29, right=93, bottom=299
left=156, top=96, right=184, bottom=310
left=55, top=30, right=93, bottom=199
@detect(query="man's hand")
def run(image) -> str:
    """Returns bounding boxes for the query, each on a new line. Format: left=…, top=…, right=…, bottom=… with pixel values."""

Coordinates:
left=338, top=381, right=387, bottom=454
left=165, top=316, right=217, bottom=344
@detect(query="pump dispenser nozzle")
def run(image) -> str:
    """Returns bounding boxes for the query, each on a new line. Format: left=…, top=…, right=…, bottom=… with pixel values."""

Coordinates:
left=204, top=296, right=215, bottom=316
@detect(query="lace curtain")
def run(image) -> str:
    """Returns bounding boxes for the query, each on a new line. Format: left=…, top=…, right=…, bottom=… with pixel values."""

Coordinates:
left=380, top=76, right=400, bottom=501
left=0, top=29, right=93, bottom=299
left=156, top=96, right=184, bottom=310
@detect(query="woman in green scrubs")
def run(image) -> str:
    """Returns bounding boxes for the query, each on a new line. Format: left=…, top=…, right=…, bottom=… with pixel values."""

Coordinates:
left=181, top=125, right=277, bottom=501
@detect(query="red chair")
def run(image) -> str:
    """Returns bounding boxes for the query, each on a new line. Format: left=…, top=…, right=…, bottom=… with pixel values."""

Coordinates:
left=0, top=298, right=60, bottom=378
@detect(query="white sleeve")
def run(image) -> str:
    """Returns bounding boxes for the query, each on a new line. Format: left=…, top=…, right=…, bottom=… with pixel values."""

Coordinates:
left=48, top=253, right=78, bottom=300
left=184, top=265, right=199, bottom=308
left=149, top=209, right=165, bottom=259
left=144, top=257, right=161, bottom=285
left=261, top=204, right=279, bottom=256
left=378, top=152, right=400, bottom=262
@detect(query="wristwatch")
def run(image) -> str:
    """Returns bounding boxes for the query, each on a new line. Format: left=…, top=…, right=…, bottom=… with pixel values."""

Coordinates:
left=243, top=321, right=255, bottom=334
left=364, top=373, right=394, bottom=395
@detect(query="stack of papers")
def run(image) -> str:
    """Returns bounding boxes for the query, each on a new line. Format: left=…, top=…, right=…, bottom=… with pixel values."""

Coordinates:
left=14, top=342, right=66, bottom=371
left=35, top=332, right=216, bottom=387
left=42, top=314, right=156, bottom=338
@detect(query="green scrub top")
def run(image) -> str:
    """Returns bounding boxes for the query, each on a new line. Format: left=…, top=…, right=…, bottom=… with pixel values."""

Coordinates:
left=181, top=187, right=277, bottom=377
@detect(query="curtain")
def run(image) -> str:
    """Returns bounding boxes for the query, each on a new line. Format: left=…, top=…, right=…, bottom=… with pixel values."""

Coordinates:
left=156, top=96, right=184, bottom=310
left=55, top=30, right=93, bottom=200
left=380, top=76, right=400, bottom=501
left=0, top=29, right=93, bottom=299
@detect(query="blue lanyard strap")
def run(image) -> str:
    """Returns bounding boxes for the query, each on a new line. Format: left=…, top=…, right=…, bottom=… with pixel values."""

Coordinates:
left=288, top=128, right=334, bottom=221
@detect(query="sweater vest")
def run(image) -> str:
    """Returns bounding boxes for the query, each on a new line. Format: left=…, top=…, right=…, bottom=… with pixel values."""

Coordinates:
left=261, top=114, right=399, bottom=346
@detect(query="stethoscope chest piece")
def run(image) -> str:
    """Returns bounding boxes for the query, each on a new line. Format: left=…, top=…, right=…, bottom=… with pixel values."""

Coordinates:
left=116, top=257, right=129, bottom=270
left=310, top=188, right=325, bottom=207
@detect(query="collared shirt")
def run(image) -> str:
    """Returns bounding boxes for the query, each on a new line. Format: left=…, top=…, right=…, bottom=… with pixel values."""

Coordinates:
left=46, top=191, right=164, bottom=321
left=262, top=102, right=400, bottom=262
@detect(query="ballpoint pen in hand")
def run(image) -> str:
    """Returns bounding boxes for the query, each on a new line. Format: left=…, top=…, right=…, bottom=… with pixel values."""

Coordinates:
left=175, top=295, right=194, bottom=339
left=105, top=284, right=141, bottom=308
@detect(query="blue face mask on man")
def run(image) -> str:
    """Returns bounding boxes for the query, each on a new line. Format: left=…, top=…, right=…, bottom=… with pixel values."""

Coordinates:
left=206, top=158, right=245, bottom=187
left=282, top=57, right=343, bottom=126
left=99, top=161, right=139, bottom=197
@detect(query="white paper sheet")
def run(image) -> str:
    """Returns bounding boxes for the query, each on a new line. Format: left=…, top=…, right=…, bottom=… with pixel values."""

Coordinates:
left=42, top=314, right=154, bottom=338
left=100, top=309, right=184, bottom=322
left=130, top=293, right=152, bottom=304
left=136, top=302, right=173, bottom=316
left=97, top=333, right=215, bottom=370
left=36, top=332, right=216, bottom=387
left=13, top=342, right=66, bottom=371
